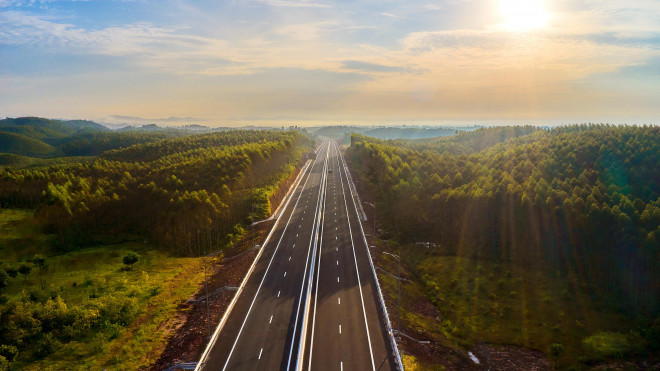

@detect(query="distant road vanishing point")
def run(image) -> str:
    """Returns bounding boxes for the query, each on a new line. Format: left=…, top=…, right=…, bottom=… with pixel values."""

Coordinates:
left=195, top=138, right=400, bottom=370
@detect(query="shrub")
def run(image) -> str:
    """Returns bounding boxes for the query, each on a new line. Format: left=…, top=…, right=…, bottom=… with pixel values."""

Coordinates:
left=582, top=331, right=640, bottom=359
left=122, top=252, right=139, bottom=266
left=0, top=356, right=8, bottom=371
left=0, top=345, right=18, bottom=362
left=0, top=270, right=7, bottom=290
left=18, top=264, right=31, bottom=281
left=5, top=267, right=17, bottom=279
left=550, top=343, right=564, bottom=357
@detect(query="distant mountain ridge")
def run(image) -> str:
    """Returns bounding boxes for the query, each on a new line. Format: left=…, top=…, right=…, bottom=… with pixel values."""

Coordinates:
left=0, top=117, right=108, bottom=142
left=0, top=117, right=185, bottom=160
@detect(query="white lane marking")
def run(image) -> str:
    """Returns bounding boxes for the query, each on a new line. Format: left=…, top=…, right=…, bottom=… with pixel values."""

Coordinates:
left=259, top=348, right=263, bottom=359
left=341, top=361, right=343, bottom=371
left=333, top=141, right=377, bottom=369
left=339, top=324, right=342, bottom=334
left=278, top=290, right=281, bottom=297
left=336, top=247, right=338, bottom=251
left=290, top=144, right=330, bottom=370
left=289, top=256, right=292, bottom=261
left=338, top=297, right=341, bottom=304
left=284, top=272, right=287, bottom=277
left=336, top=236, right=338, bottom=240
left=297, top=233, right=299, bottom=237
left=269, top=315, right=273, bottom=324
left=220, top=146, right=320, bottom=370
left=337, top=260, right=339, bottom=266
left=337, top=277, right=339, bottom=283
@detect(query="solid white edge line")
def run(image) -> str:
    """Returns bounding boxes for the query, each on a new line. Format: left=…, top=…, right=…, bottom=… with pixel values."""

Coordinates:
left=335, top=140, right=376, bottom=370
left=339, top=141, right=404, bottom=370
left=291, top=142, right=330, bottom=370
left=306, top=143, right=329, bottom=370
left=195, top=158, right=312, bottom=371
left=218, top=146, right=323, bottom=370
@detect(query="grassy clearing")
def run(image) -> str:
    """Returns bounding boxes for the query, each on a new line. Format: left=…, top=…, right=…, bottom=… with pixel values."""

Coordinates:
left=376, top=244, right=648, bottom=369
left=0, top=209, right=206, bottom=370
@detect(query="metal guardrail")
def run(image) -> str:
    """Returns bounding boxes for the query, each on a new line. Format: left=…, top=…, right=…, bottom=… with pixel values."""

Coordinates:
left=337, top=146, right=404, bottom=371
left=164, top=362, right=198, bottom=371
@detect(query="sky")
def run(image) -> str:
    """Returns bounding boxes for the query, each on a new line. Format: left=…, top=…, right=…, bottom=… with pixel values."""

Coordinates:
left=0, top=0, right=659, bottom=127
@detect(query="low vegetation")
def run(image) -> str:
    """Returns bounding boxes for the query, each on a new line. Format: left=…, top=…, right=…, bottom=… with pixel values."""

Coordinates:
left=0, top=209, right=207, bottom=369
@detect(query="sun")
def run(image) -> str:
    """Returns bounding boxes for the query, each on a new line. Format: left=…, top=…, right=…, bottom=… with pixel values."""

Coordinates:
left=499, top=0, right=549, bottom=31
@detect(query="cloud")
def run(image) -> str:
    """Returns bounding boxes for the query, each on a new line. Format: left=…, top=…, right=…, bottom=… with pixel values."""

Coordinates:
left=0, top=10, right=248, bottom=74
left=253, top=0, right=330, bottom=8
left=341, top=60, right=407, bottom=73
left=274, top=21, right=335, bottom=41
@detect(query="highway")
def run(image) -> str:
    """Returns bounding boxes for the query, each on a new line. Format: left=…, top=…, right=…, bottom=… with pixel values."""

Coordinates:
left=196, top=138, right=397, bottom=371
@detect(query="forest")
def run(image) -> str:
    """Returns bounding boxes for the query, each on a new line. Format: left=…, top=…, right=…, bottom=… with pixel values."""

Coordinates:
left=0, top=129, right=312, bottom=254
left=0, top=126, right=312, bottom=368
left=347, top=125, right=660, bottom=365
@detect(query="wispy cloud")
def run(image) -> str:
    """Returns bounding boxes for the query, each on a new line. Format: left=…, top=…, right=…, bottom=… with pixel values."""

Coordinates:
left=253, top=0, right=330, bottom=8
left=341, top=60, right=408, bottom=73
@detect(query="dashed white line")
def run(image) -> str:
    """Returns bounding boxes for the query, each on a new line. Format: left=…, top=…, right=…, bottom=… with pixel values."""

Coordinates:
left=338, top=297, right=341, bottom=305
left=259, top=348, right=263, bottom=359
left=339, top=324, right=342, bottom=334
left=337, top=277, right=339, bottom=283
left=337, top=260, right=339, bottom=266
left=284, top=272, right=287, bottom=277
left=269, top=315, right=273, bottom=324
left=278, top=290, right=281, bottom=297
left=289, top=256, right=292, bottom=261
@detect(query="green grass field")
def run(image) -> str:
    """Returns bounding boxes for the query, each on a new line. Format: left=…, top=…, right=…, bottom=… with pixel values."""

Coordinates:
left=376, top=244, right=650, bottom=369
left=0, top=209, right=206, bottom=370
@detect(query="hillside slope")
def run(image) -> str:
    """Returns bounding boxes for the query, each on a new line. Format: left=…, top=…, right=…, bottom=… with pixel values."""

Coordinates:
left=0, top=131, right=58, bottom=157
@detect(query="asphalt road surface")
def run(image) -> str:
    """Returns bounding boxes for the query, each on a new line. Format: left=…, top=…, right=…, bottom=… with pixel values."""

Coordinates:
left=197, top=138, right=397, bottom=371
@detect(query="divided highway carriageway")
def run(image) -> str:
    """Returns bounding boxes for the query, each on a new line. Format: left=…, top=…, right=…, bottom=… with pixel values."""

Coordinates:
left=195, top=138, right=400, bottom=370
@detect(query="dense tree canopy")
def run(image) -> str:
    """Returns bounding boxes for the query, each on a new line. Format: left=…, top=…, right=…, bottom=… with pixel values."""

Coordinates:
left=0, top=129, right=312, bottom=255
left=347, top=125, right=660, bottom=313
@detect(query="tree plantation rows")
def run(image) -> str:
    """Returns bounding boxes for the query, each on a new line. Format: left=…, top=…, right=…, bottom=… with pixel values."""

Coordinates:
left=0, top=130, right=313, bottom=255
left=347, top=125, right=660, bottom=314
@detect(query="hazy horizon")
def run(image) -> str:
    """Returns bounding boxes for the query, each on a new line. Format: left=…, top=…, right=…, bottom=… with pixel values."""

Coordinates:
left=1, top=0, right=659, bottom=125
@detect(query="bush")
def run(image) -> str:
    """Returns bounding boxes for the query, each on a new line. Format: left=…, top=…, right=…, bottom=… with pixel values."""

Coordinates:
left=0, top=270, right=7, bottom=290
left=5, top=267, right=17, bottom=279
left=122, top=252, right=139, bottom=266
left=550, top=343, right=564, bottom=357
left=582, top=331, right=641, bottom=359
left=0, top=345, right=18, bottom=363
left=18, top=264, right=31, bottom=281
left=0, top=356, right=8, bottom=371
left=36, top=333, right=61, bottom=358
